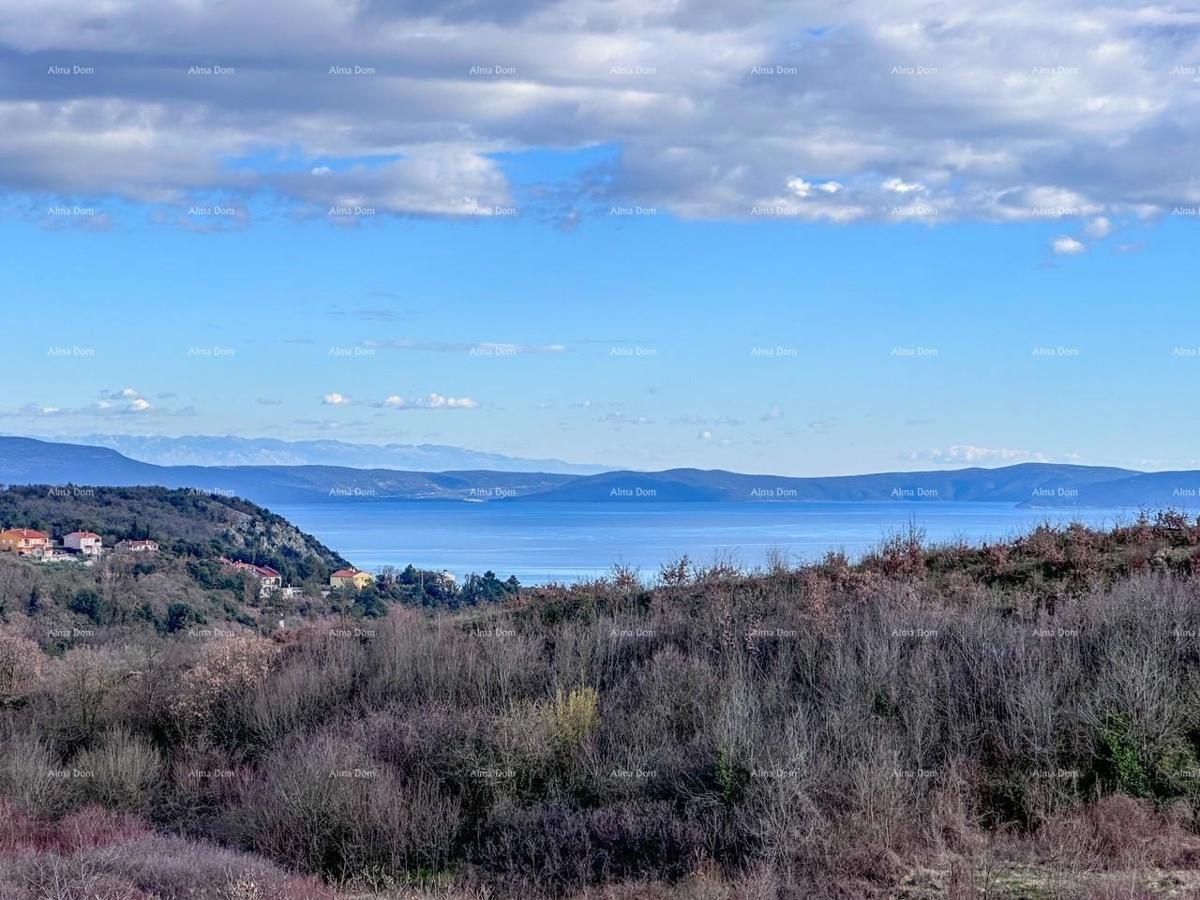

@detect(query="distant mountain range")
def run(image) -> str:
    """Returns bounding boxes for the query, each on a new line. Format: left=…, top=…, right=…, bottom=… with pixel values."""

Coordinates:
left=26, top=434, right=610, bottom=475
left=1, top=436, right=1197, bottom=509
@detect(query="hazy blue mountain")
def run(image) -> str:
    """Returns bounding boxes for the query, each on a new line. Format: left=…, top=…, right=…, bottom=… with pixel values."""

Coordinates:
left=0, top=438, right=574, bottom=504
left=59, top=434, right=610, bottom=475
left=516, top=463, right=1142, bottom=503
left=0, top=436, right=1173, bottom=508
left=1016, top=470, right=1200, bottom=509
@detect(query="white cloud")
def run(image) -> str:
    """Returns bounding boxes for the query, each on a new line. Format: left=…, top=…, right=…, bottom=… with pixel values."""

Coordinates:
left=379, top=392, right=479, bottom=410
left=323, top=392, right=351, bottom=405
left=786, top=177, right=812, bottom=198
left=1052, top=235, right=1086, bottom=255
left=1084, top=216, right=1113, bottom=238
left=425, top=393, right=478, bottom=409
left=0, top=0, right=1198, bottom=225
left=0, top=394, right=191, bottom=419
left=882, top=178, right=924, bottom=194
left=913, top=444, right=1067, bottom=464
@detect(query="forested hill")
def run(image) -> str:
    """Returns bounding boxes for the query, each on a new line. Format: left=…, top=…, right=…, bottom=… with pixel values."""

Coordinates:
left=0, top=484, right=348, bottom=574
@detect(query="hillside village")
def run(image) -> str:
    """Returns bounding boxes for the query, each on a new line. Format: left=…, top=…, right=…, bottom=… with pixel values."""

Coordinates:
left=0, top=527, right=156, bottom=565
left=0, top=525, right=383, bottom=598
left=0, top=486, right=517, bottom=647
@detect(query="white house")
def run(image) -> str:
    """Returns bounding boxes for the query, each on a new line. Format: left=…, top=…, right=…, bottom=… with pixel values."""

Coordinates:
left=63, top=531, right=103, bottom=557
left=225, top=560, right=284, bottom=598
left=120, top=539, right=159, bottom=553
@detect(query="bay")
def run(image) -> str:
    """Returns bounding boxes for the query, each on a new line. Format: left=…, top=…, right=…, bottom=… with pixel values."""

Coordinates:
left=272, top=501, right=1131, bottom=585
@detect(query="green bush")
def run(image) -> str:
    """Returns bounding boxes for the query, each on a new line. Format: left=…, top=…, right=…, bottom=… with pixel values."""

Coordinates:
left=1096, top=713, right=1150, bottom=798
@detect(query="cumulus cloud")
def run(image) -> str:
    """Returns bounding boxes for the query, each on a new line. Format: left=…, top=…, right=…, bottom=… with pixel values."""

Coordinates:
left=1052, top=235, right=1086, bottom=255
left=882, top=178, right=924, bottom=194
left=379, top=392, right=479, bottom=409
left=910, top=445, right=1071, bottom=465
left=0, top=0, right=1197, bottom=225
left=100, top=387, right=141, bottom=400
left=0, top=393, right=190, bottom=418
left=425, top=393, right=479, bottom=409
left=1083, top=216, right=1113, bottom=239
left=786, top=177, right=813, bottom=198
left=323, top=392, right=352, bottom=405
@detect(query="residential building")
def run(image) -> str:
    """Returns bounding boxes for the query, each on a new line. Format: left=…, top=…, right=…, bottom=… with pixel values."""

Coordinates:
left=0, top=529, right=51, bottom=556
left=225, top=560, right=284, bottom=597
left=120, top=539, right=159, bottom=553
left=330, top=567, right=375, bottom=590
left=63, top=531, right=103, bottom=556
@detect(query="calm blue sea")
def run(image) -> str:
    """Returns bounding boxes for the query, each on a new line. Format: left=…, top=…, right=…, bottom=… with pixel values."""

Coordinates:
left=271, top=501, right=1131, bottom=586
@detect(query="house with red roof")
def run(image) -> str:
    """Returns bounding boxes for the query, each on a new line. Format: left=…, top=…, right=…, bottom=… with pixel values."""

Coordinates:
left=223, top=559, right=284, bottom=597
left=0, top=529, right=51, bottom=556
left=63, top=531, right=103, bottom=557
left=330, top=567, right=374, bottom=590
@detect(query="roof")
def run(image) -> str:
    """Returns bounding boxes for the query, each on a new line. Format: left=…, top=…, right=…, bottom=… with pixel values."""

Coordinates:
left=331, top=567, right=362, bottom=578
left=1, top=529, right=49, bottom=540
left=127, top=539, right=157, bottom=544
left=227, top=560, right=281, bottom=579
left=66, top=531, right=101, bottom=539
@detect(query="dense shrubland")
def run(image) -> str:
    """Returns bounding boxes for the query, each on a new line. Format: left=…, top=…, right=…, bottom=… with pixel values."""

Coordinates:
left=2, top=514, right=1200, bottom=897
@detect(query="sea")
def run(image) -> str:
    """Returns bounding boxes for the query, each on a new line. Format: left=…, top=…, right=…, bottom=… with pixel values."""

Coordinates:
left=272, top=501, right=1132, bottom=586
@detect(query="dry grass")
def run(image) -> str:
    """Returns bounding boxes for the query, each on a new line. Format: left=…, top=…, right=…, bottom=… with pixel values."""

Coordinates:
left=3, top=518, right=1200, bottom=896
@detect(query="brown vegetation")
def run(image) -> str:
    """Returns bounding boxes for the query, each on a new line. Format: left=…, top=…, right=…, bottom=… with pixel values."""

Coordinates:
left=2, top=515, right=1200, bottom=897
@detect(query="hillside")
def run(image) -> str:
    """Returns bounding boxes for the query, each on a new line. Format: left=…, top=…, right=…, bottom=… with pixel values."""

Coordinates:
left=0, top=485, right=352, bottom=642
left=0, top=484, right=347, bottom=566
left=1, top=515, right=1200, bottom=898
left=0, top=484, right=519, bottom=646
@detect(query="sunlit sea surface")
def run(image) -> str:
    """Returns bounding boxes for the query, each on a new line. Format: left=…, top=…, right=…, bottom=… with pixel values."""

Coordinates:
left=271, top=501, right=1130, bottom=586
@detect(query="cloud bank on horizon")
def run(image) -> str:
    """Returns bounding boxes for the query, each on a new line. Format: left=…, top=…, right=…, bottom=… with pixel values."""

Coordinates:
left=2, top=0, right=1198, bottom=234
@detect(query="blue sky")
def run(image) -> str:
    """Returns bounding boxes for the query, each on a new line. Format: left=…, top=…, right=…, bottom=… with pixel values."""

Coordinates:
left=3, top=188, right=1195, bottom=475
left=1, top=0, right=1198, bottom=475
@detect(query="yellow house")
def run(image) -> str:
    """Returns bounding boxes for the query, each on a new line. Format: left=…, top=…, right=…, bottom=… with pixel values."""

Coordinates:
left=329, top=567, right=374, bottom=590
left=0, top=529, right=51, bottom=555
